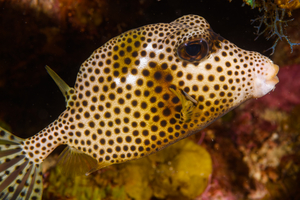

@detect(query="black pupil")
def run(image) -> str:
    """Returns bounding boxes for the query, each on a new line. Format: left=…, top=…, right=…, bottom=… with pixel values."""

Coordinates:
left=185, top=44, right=201, bottom=56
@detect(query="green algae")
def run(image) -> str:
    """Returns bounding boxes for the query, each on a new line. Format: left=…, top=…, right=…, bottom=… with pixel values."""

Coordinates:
left=43, top=139, right=212, bottom=200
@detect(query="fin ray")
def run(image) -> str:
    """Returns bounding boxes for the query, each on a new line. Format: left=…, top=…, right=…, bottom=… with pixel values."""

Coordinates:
left=0, top=148, right=22, bottom=158
left=0, top=127, right=23, bottom=143
left=169, top=87, right=198, bottom=123
left=0, top=154, right=24, bottom=173
left=11, top=164, right=32, bottom=200
left=0, top=160, right=27, bottom=192
left=0, top=128, right=43, bottom=200
left=57, top=146, right=97, bottom=177
left=45, top=65, right=71, bottom=96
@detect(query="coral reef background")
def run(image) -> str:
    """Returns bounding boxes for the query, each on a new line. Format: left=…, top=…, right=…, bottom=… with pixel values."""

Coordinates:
left=0, top=0, right=300, bottom=199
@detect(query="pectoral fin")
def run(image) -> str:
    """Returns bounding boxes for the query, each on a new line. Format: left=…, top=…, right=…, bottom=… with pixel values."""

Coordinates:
left=169, top=87, right=197, bottom=123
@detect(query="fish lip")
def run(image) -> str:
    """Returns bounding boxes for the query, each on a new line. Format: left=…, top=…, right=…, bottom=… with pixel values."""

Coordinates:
left=265, top=63, right=279, bottom=85
left=252, top=62, right=280, bottom=98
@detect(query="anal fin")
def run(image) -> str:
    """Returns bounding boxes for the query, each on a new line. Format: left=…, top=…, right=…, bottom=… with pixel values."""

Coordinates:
left=57, top=146, right=98, bottom=177
left=85, top=162, right=111, bottom=176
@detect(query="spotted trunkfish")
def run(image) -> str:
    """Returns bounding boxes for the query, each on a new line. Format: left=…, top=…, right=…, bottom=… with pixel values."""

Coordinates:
left=0, top=14, right=279, bottom=199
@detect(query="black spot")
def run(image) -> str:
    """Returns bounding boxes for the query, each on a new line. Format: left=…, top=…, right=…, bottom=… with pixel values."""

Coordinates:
left=177, top=71, right=183, bottom=77
left=150, top=97, right=156, bottom=103
left=149, top=52, right=156, bottom=58
left=135, top=138, right=141, bottom=144
left=118, top=98, right=125, bottom=104
left=125, top=136, right=132, bottom=142
left=106, top=130, right=112, bottom=136
left=203, top=85, right=209, bottom=92
left=105, top=112, right=111, bottom=118
left=144, top=140, right=150, bottom=145
left=104, top=67, right=110, bottom=73
left=144, top=90, right=150, bottom=97
left=161, top=63, right=168, bottom=69
left=89, top=122, right=95, bottom=128
left=134, top=41, right=141, bottom=47
left=137, top=79, right=143, bottom=86
left=192, top=85, right=198, bottom=91
left=93, top=86, right=99, bottom=92
left=126, top=46, right=132, bottom=53
left=133, top=130, right=139, bottom=136
left=113, top=46, right=119, bottom=51
left=100, top=139, right=105, bottom=145
left=155, top=86, right=162, bottom=93
left=123, top=127, right=129, bottom=133
left=162, top=108, right=171, bottom=116
left=124, top=57, right=131, bottom=65
left=132, top=51, right=138, bottom=57
left=151, top=125, right=158, bottom=132
left=108, top=140, right=114, bottom=145
left=138, top=146, right=144, bottom=152
left=134, top=112, right=140, bottom=118
left=140, top=50, right=146, bottom=57
left=142, top=130, right=149, bottom=136
left=165, top=74, right=173, bottom=82
left=171, top=96, right=179, bottom=104
left=208, top=75, right=214, bottom=81
left=84, top=112, right=90, bottom=118
left=119, top=50, right=125, bottom=57
left=116, top=146, right=121, bottom=152
left=138, top=102, right=146, bottom=110
left=122, top=67, right=128, bottom=74
left=219, top=76, right=225, bottom=82
left=186, top=74, right=192, bottom=80
left=131, top=68, right=137, bottom=75
left=130, top=146, right=136, bottom=151
left=147, top=81, right=153, bottom=87
left=151, top=135, right=157, bottom=141
left=113, top=62, right=120, bottom=69
left=149, top=62, right=157, bottom=68
left=205, top=64, right=212, bottom=70
left=113, top=55, right=119, bottom=61
left=154, top=71, right=162, bottom=80
left=159, top=131, right=166, bottom=137
left=142, top=69, right=150, bottom=76
left=134, top=90, right=141, bottom=96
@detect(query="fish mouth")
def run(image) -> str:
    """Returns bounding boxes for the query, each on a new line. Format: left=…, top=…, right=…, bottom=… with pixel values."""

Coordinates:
left=253, top=61, right=279, bottom=98
left=265, top=62, right=279, bottom=86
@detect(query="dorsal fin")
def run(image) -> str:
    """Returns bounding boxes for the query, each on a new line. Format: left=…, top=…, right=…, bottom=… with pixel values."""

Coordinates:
left=45, top=66, right=75, bottom=108
left=45, top=65, right=71, bottom=98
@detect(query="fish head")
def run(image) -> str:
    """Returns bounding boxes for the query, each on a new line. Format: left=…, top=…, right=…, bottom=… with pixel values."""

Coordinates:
left=164, top=15, right=279, bottom=107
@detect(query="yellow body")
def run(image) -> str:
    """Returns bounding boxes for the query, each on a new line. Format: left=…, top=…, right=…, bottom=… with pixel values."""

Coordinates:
left=0, top=15, right=279, bottom=199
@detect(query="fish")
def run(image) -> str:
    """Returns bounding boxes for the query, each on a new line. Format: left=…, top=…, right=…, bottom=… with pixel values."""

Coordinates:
left=0, top=14, right=279, bottom=200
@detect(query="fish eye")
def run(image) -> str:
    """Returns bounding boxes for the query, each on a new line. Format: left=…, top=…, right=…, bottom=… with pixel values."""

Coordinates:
left=177, top=39, right=209, bottom=62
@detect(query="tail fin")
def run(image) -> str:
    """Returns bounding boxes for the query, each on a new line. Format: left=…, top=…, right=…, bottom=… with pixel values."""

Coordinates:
left=0, top=127, right=43, bottom=200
